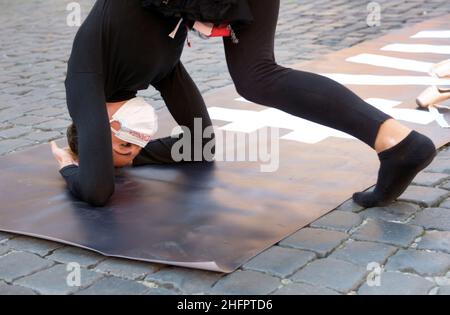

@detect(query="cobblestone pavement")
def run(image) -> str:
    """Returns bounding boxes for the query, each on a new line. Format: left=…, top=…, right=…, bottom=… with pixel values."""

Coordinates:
left=1, top=0, right=450, bottom=295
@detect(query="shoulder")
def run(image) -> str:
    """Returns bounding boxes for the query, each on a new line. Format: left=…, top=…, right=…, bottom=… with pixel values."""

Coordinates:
left=66, top=14, right=104, bottom=74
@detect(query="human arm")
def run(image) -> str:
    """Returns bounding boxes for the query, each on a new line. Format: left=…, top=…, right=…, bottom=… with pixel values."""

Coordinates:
left=133, top=62, right=215, bottom=165
left=60, top=72, right=115, bottom=207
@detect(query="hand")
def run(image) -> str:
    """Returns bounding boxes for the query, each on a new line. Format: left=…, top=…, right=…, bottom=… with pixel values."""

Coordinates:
left=50, top=141, right=78, bottom=170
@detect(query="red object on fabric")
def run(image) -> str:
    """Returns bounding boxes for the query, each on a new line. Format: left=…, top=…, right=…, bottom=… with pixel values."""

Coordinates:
left=210, top=24, right=231, bottom=37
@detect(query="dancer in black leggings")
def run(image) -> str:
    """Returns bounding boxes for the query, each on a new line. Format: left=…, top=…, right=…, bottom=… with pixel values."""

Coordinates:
left=53, top=0, right=437, bottom=208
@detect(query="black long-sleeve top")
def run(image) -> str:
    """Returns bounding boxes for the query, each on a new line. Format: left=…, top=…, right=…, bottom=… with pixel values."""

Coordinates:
left=61, top=0, right=191, bottom=206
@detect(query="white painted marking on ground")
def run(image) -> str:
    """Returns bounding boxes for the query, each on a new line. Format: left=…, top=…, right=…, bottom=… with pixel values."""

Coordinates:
left=428, top=106, right=450, bottom=128
left=208, top=106, right=355, bottom=144
left=208, top=107, right=267, bottom=133
left=361, top=98, right=435, bottom=125
left=235, top=97, right=252, bottom=103
left=411, top=30, right=450, bottom=38
left=365, top=98, right=402, bottom=109
left=319, top=73, right=450, bottom=86
left=381, top=43, right=450, bottom=55
left=209, top=95, right=440, bottom=145
left=346, top=53, right=433, bottom=73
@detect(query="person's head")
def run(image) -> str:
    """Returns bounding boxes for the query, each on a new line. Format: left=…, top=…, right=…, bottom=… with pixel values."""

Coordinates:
left=67, top=97, right=158, bottom=168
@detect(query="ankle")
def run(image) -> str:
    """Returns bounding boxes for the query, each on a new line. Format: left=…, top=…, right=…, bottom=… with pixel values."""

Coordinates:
left=374, top=120, right=413, bottom=154
left=376, top=138, right=401, bottom=154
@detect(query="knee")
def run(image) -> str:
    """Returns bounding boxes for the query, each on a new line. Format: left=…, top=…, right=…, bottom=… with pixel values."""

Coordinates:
left=230, top=69, right=262, bottom=102
left=234, top=79, right=258, bottom=103
left=229, top=62, right=281, bottom=104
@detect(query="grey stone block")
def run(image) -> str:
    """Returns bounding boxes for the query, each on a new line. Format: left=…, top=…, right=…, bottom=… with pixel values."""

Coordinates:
left=0, top=138, right=35, bottom=155
left=10, top=115, right=51, bottom=126
left=16, top=264, right=103, bottom=295
left=205, top=79, right=232, bottom=90
left=0, top=281, right=37, bottom=295
left=279, top=228, right=348, bottom=257
left=399, top=186, right=449, bottom=207
left=53, top=112, right=71, bottom=121
left=0, top=252, right=53, bottom=282
left=310, top=211, right=363, bottom=232
left=243, top=246, right=316, bottom=278
left=411, top=208, right=450, bottom=231
left=95, top=258, right=161, bottom=280
left=291, top=258, right=367, bottom=293
left=145, top=267, right=223, bottom=294
left=352, top=219, right=423, bottom=247
left=358, top=272, right=435, bottom=295
left=0, top=126, right=32, bottom=139
left=385, top=249, right=450, bottom=276
left=4, top=86, right=33, bottom=96
left=35, top=119, right=71, bottom=131
left=211, top=270, right=280, bottom=295
left=7, top=236, right=63, bottom=257
left=24, top=130, right=61, bottom=142
left=440, top=199, right=450, bottom=209
left=143, top=287, right=178, bottom=295
left=425, top=159, right=450, bottom=174
left=330, top=240, right=397, bottom=266
left=0, top=108, right=25, bottom=123
left=439, top=149, right=450, bottom=159
left=0, top=232, right=13, bottom=242
left=335, top=199, right=365, bottom=213
left=359, top=202, right=420, bottom=222
left=417, top=231, right=450, bottom=254
left=272, top=282, right=340, bottom=295
left=412, top=172, right=449, bottom=186
left=438, top=286, right=450, bottom=295
left=0, top=244, right=10, bottom=256
left=75, top=277, right=149, bottom=295
left=27, top=107, right=67, bottom=117
left=47, top=247, right=105, bottom=268
left=441, top=181, right=450, bottom=191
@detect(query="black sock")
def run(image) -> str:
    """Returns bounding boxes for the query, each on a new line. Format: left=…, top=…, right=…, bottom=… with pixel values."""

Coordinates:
left=353, top=130, right=437, bottom=208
